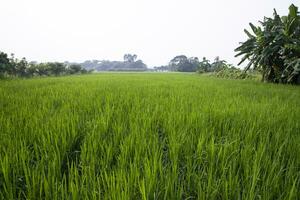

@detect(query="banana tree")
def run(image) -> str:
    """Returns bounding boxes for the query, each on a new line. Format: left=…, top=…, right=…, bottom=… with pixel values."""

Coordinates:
left=235, top=4, right=300, bottom=84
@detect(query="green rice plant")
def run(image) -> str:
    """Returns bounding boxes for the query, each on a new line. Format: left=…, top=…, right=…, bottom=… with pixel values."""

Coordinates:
left=0, top=73, right=299, bottom=199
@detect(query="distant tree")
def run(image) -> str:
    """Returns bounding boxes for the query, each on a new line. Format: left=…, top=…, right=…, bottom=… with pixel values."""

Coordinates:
left=187, top=57, right=200, bottom=71
left=0, top=52, right=11, bottom=76
left=169, top=55, right=187, bottom=71
left=211, top=56, right=227, bottom=72
left=189, top=57, right=199, bottom=64
left=47, top=62, right=66, bottom=75
left=35, top=63, right=50, bottom=76
left=154, top=66, right=169, bottom=72
left=81, top=60, right=96, bottom=70
left=197, top=57, right=211, bottom=72
left=123, top=54, right=137, bottom=63
left=169, top=55, right=199, bottom=72
left=126, top=59, right=147, bottom=70
left=26, top=63, right=39, bottom=76
left=68, top=64, right=83, bottom=74
left=15, top=57, right=28, bottom=77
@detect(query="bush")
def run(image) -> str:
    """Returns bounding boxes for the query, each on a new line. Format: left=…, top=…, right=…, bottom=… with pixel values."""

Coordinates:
left=214, top=68, right=256, bottom=80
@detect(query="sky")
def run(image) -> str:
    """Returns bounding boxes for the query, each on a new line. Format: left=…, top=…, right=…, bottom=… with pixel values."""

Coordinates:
left=0, top=0, right=299, bottom=67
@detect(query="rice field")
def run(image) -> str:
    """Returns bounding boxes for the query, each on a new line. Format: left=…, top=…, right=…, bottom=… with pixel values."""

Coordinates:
left=0, top=73, right=299, bottom=199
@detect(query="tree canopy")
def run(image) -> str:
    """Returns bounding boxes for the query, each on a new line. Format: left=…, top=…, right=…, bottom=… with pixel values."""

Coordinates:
left=0, top=52, right=11, bottom=76
left=169, top=55, right=199, bottom=72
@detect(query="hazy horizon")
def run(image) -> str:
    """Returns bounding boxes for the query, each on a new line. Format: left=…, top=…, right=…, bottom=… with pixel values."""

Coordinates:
left=1, top=0, right=298, bottom=67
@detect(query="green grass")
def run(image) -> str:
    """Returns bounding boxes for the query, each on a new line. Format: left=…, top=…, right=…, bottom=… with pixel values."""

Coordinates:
left=0, top=73, right=299, bottom=199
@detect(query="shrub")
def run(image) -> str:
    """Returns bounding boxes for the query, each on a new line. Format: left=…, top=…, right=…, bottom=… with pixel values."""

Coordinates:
left=214, top=68, right=256, bottom=80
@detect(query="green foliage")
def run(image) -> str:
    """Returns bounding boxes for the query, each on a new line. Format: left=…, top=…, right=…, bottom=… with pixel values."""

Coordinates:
left=197, top=57, right=230, bottom=73
left=156, top=56, right=225, bottom=73
left=0, top=51, right=89, bottom=78
left=211, top=56, right=228, bottom=72
left=0, top=52, right=11, bottom=76
left=68, top=64, right=85, bottom=74
left=47, top=62, right=66, bottom=76
left=0, top=73, right=299, bottom=199
left=235, top=4, right=300, bottom=84
left=214, top=67, right=257, bottom=80
left=169, top=55, right=199, bottom=72
left=197, top=57, right=211, bottom=72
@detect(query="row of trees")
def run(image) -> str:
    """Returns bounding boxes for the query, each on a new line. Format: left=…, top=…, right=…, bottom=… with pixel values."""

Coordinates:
left=0, top=53, right=147, bottom=77
left=235, top=4, right=300, bottom=84
left=154, top=56, right=232, bottom=73
left=79, top=54, right=147, bottom=71
left=0, top=52, right=89, bottom=78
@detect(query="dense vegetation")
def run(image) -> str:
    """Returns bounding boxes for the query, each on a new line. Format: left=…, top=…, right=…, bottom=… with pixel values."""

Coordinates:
left=0, top=53, right=147, bottom=76
left=214, top=68, right=257, bottom=80
left=0, top=52, right=89, bottom=78
left=235, top=4, right=300, bottom=84
left=0, top=73, right=299, bottom=199
left=154, top=56, right=231, bottom=73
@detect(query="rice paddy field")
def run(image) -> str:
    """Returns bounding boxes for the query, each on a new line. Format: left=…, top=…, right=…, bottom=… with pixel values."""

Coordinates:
left=0, top=73, right=300, bottom=199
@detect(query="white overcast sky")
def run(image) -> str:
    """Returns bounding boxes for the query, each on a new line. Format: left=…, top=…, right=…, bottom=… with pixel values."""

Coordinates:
left=0, top=0, right=299, bottom=67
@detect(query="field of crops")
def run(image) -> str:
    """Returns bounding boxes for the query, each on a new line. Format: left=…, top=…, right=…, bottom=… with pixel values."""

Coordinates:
left=0, top=73, right=299, bottom=199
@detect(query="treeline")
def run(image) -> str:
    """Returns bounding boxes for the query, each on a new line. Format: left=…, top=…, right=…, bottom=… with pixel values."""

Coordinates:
left=0, top=52, right=90, bottom=78
left=153, top=55, right=256, bottom=80
left=154, top=55, right=235, bottom=73
left=78, top=54, right=147, bottom=71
